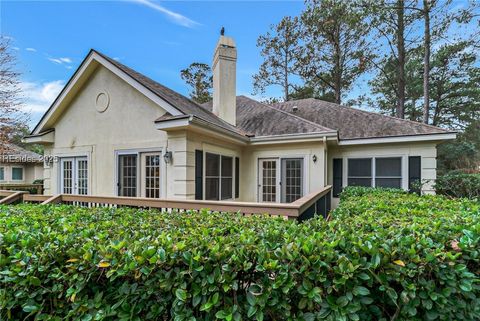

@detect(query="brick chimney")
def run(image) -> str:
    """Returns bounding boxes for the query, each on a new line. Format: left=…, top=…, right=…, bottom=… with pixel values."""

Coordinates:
left=212, top=35, right=237, bottom=126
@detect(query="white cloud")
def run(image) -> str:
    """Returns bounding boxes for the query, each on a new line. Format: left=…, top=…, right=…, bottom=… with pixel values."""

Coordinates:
left=20, top=80, right=65, bottom=114
left=12, top=47, right=20, bottom=51
left=47, top=56, right=73, bottom=68
left=25, top=47, right=37, bottom=52
left=129, top=0, right=199, bottom=28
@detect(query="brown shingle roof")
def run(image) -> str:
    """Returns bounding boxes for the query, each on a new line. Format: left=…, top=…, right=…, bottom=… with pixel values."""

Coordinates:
left=271, top=98, right=449, bottom=140
left=94, top=50, right=248, bottom=136
left=0, top=143, right=42, bottom=162
left=202, top=96, right=334, bottom=137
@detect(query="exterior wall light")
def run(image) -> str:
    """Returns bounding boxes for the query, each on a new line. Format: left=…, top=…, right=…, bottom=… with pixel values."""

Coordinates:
left=312, top=155, right=317, bottom=163
left=163, top=151, right=173, bottom=164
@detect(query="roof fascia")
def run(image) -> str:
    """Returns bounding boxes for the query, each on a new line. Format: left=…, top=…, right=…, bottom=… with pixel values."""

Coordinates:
left=32, top=51, right=183, bottom=135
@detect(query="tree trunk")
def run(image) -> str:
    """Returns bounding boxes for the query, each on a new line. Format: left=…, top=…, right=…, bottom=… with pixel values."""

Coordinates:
left=422, top=0, right=431, bottom=124
left=333, top=28, right=342, bottom=104
left=396, top=0, right=406, bottom=119
left=284, top=49, right=289, bottom=101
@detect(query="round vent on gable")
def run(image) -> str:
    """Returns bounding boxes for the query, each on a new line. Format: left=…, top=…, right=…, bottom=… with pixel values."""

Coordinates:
left=95, top=92, right=110, bottom=113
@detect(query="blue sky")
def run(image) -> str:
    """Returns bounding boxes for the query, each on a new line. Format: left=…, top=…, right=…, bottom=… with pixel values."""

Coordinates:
left=2, top=0, right=304, bottom=127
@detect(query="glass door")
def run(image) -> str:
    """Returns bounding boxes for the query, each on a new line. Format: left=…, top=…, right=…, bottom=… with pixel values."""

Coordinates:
left=258, top=159, right=280, bottom=202
left=281, top=158, right=303, bottom=203
left=60, top=158, right=74, bottom=194
left=140, top=153, right=161, bottom=198
left=60, top=157, right=88, bottom=195
left=118, top=154, right=138, bottom=197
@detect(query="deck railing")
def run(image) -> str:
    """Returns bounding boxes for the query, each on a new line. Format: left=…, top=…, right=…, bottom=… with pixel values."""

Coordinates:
left=0, top=183, right=43, bottom=194
left=1, top=186, right=332, bottom=220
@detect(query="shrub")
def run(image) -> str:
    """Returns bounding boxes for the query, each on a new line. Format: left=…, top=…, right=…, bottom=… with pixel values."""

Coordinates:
left=0, top=188, right=479, bottom=320
left=435, top=172, right=480, bottom=199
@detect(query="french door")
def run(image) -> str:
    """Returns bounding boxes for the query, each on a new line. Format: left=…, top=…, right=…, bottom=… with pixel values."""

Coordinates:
left=258, top=158, right=304, bottom=203
left=259, top=159, right=280, bottom=202
left=60, top=157, right=88, bottom=195
left=117, top=152, right=162, bottom=198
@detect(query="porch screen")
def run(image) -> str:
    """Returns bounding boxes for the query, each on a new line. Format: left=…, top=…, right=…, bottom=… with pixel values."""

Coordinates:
left=205, top=152, right=233, bottom=200
left=347, top=158, right=372, bottom=187
left=408, top=156, right=421, bottom=194
left=333, top=158, right=343, bottom=197
left=375, top=157, right=402, bottom=188
left=195, top=150, right=203, bottom=200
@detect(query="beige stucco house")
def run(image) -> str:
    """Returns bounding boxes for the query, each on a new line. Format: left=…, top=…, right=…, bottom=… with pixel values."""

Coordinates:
left=24, top=35, right=456, bottom=208
left=0, top=144, right=43, bottom=187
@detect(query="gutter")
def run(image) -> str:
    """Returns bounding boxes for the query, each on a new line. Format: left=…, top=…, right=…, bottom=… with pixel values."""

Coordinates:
left=338, top=132, right=457, bottom=145
left=249, top=131, right=338, bottom=144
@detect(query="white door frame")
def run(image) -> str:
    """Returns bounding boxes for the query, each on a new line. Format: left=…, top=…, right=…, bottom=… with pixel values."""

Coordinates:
left=258, top=158, right=280, bottom=203
left=140, top=152, right=162, bottom=198
left=60, top=156, right=88, bottom=195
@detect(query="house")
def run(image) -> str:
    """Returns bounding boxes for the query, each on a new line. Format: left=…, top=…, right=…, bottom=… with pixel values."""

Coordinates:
left=24, top=34, right=456, bottom=208
left=0, top=143, right=43, bottom=187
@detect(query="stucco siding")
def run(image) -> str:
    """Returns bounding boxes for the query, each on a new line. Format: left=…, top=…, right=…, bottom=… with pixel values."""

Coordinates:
left=43, top=65, right=168, bottom=196
left=241, top=142, right=326, bottom=202
left=0, top=162, right=42, bottom=184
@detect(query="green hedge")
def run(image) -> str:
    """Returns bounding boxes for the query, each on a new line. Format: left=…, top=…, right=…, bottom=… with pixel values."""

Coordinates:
left=435, top=172, right=480, bottom=199
left=1, top=187, right=479, bottom=320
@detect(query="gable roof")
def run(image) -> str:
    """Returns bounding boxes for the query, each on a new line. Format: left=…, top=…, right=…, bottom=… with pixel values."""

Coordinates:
left=93, top=51, right=248, bottom=136
left=31, top=49, right=246, bottom=137
left=0, top=143, right=42, bottom=163
left=271, top=98, right=450, bottom=140
left=202, top=96, right=335, bottom=137
left=30, top=49, right=453, bottom=144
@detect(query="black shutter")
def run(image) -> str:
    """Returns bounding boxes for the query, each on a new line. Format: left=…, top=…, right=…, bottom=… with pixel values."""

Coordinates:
left=333, top=158, right=343, bottom=197
left=235, top=157, right=239, bottom=199
left=408, top=156, right=421, bottom=194
left=195, top=150, right=203, bottom=200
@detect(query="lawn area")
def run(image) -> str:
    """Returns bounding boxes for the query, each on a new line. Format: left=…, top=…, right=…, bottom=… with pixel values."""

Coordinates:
left=1, top=188, right=479, bottom=320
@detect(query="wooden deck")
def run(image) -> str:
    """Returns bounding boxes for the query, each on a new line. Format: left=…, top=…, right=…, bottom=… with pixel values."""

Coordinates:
left=1, top=186, right=332, bottom=220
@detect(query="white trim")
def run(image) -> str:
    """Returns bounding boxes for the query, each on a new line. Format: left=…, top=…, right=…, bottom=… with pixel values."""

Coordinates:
left=202, top=151, right=236, bottom=201
left=338, top=133, right=457, bottom=145
left=11, top=166, right=25, bottom=182
left=114, top=148, right=165, bottom=198
left=32, top=51, right=182, bottom=135
left=59, top=156, right=89, bottom=195
left=23, top=130, right=55, bottom=144
left=155, top=117, right=192, bottom=130
left=256, top=156, right=307, bottom=203
left=346, top=156, right=405, bottom=189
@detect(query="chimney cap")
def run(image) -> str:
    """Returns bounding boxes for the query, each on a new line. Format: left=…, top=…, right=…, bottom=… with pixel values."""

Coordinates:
left=292, top=105, right=298, bottom=112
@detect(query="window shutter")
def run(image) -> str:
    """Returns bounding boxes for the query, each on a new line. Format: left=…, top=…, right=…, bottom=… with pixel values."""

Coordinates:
left=333, top=158, right=343, bottom=197
left=235, top=157, right=239, bottom=199
left=195, top=150, right=203, bottom=200
left=408, top=156, right=421, bottom=194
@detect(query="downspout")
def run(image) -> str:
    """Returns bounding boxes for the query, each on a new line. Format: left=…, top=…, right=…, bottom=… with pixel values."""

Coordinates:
left=323, top=136, right=328, bottom=188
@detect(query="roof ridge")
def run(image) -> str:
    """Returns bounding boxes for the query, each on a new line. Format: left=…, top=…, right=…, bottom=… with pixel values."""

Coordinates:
left=283, top=98, right=448, bottom=132
left=239, top=95, right=336, bottom=132
left=94, top=50, right=250, bottom=136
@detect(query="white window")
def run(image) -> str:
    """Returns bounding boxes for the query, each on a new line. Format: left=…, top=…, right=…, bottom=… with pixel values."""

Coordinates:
left=258, top=158, right=304, bottom=203
left=347, top=157, right=402, bottom=189
left=0, top=167, right=4, bottom=181
left=12, top=167, right=24, bottom=181
left=205, top=152, right=233, bottom=200
left=60, top=157, right=88, bottom=195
